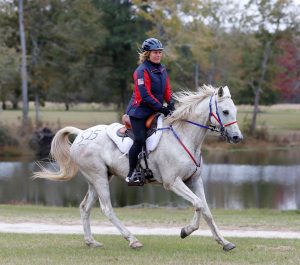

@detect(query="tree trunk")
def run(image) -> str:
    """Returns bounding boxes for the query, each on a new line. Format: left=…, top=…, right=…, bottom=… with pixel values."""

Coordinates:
left=35, top=93, right=41, bottom=127
left=208, top=51, right=216, bottom=85
left=250, top=87, right=262, bottom=135
left=250, top=41, right=271, bottom=135
left=118, top=79, right=128, bottom=121
left=30, top=31, right=40, bottom=128
left=195, top=63, right=199, bottom=91
left=65, top=102, right=69, bottom=111
left=12, top=97, right=18, bottom=109
left=18, top=0, right=29, bottom=127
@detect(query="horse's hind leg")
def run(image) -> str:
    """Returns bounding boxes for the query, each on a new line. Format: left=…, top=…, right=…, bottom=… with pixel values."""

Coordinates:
left=89, top=172, right=143, bottom=249
left=170, top=176, right=235, bottom=251
left=80, top=184, right=102, bottom=247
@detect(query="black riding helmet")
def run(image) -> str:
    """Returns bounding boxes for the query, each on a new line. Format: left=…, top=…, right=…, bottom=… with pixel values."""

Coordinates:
left=142, top=38, right=164, bottom=52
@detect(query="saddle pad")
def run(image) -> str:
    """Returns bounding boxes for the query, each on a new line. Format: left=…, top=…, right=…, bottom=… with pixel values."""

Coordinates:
left=106, top=116, right=163, bottom=154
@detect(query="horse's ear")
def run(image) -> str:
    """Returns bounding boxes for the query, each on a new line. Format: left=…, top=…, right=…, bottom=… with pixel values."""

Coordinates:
left=218, top=86, right=231, bottom=98
left=218, top=87, right=224, bottom=97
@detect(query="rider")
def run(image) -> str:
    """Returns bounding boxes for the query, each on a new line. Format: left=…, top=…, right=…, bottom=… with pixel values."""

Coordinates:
left=125, top=37, right=175, bottom=185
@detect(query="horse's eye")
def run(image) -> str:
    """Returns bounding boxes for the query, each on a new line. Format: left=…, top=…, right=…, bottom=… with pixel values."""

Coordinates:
left=223, top=110, right=229, bottom=115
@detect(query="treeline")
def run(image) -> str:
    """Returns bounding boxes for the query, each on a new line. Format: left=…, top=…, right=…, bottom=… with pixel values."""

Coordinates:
left=0, top=0, right=300, bottom=113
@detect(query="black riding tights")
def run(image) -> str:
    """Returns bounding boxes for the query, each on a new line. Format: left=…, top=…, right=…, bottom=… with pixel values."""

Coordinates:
left=128, top=116, right=147, bottom=173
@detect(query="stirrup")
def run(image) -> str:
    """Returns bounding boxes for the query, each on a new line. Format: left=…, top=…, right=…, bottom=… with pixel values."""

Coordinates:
left=126, top=171, right=144, bottom=186
left=143, top=168, right=154, bottom=180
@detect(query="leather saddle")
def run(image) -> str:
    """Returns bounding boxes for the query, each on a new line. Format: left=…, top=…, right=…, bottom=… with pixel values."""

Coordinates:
left=117, top=114, right=160, bottom=140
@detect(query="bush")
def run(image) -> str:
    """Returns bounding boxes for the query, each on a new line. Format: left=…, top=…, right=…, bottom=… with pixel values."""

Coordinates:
left=0, top=125, right=19, bottom=147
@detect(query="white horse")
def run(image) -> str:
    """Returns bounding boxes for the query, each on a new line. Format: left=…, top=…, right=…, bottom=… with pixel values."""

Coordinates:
left=34, top=85, right=243, bottom=251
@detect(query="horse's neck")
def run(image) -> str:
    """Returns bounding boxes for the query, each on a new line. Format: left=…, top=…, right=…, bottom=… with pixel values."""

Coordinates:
left=168, top=97, right=210, bottom=150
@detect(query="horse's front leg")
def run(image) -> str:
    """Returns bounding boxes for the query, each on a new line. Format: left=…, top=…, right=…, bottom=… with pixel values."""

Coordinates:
left=169, top=176, right=235, bottom=251
left=188, top=174, right=236, bottom=251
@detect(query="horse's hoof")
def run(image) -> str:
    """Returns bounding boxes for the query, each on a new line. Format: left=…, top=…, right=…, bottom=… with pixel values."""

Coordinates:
left=85, top=240, right=103, bottom=248
left=130, top=241, right=143, bottom=249
left=223, top=242, right=236, bottom=252
left=180, top=228, right=188, bottom=239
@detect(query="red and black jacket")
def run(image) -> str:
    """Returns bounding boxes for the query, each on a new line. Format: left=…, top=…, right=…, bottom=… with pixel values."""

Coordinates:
left=126, top=60, right=172, bottom=119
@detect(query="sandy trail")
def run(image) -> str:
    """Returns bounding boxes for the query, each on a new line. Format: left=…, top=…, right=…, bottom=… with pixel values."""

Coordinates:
left=0, top=222, right=300, bottom=239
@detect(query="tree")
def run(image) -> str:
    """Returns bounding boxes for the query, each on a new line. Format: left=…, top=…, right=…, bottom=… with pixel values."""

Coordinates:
left=92, top=0, right=151, bottom=113
left=0, top=26, right=20, bottom=110
left=18, top=0, right=29, bottom=127
left=132, top=0, right=247, bottom=95
left=238, top=0, right=300, bottom=135
left=22, top=0, right=108, bottom=112
left=0, top=1, right=21, bottom=109
left=276, top=37, right=300, bottom=102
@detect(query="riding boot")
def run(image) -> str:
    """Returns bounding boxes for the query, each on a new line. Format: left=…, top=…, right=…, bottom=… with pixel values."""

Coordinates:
left=125, top=170, right=144, bottom=186
left=126, top=135, right=144, bottom=185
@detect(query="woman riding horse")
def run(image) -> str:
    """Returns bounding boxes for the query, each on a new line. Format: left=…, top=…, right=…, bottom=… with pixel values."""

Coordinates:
left=34, top=85, right=243, bottom=251
left=125, top=38, right=174, bottom=185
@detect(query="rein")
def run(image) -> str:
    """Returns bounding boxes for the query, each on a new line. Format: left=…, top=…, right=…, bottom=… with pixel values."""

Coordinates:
left=157, top=94, right=237, bottom=167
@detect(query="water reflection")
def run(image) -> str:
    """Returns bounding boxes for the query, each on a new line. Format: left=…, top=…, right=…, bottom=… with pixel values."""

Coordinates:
left=0, top=160, right=300, bottom=210
left=205, top=147, right=300, bottom=165
left=204, top=164, right=300, bottom=210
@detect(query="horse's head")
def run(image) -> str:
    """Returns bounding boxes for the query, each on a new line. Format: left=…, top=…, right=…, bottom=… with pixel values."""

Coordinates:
left=215, top=86, right=243, bottom=143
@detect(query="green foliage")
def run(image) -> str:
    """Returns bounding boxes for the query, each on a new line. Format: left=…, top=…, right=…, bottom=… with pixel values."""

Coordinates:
left=0, top=0, right=299, bottom=109
left=236, top=0, right=299, bottom=105
left=92, top=0, right=150, bottom=110
left=0, top=2, right=20, bottom=107
left=25, top=0, right=108, bottom=105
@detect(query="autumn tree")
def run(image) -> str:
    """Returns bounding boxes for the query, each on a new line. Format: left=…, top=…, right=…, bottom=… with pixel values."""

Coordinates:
left=276, top=36, right=300, bottom=102
left=238, top=0, right=300, bottom=134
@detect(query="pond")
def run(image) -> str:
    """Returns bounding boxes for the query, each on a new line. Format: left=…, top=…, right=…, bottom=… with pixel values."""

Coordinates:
left=0, top=148, right=299, bottom=210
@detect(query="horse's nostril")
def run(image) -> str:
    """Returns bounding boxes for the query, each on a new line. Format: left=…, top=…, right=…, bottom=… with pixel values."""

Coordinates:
left=233, top=136, right=238, bottom=140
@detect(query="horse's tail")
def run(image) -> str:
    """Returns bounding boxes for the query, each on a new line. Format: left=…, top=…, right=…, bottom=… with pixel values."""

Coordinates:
left=33, top=126, right=82, bottom=181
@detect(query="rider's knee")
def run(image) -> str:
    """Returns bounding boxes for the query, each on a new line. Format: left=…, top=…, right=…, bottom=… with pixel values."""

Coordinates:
left=133, top=138, right=145, bottom=147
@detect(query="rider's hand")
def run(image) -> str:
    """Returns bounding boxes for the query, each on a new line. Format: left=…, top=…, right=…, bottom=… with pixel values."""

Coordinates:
left=160, top=106, right=171, bottom=117
left=167, top=99, right=175, bottom=111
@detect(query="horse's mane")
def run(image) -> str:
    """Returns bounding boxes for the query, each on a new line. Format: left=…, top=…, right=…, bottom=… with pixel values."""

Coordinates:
left=166, top=84, right=216, bottom=124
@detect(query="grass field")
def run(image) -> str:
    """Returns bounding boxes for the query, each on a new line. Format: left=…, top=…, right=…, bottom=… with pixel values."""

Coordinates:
left=1, top=104, right=300, bottom=133
left=1, top=104, right=300, bottom=159
left=1, top=205, right=300, bottom=265
left=0, top=109, right=119, bottom=129
left=1, top=233, right=300, bottom=265
left=237, top=107, right=300, bottom=135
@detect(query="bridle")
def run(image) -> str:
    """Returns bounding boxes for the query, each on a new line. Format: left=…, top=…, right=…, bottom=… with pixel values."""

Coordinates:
left=185, top=94, right=237, bottom=136
left=158, top=94, right=238, bottom=167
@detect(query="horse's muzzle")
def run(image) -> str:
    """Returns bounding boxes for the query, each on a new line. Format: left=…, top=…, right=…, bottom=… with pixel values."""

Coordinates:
left=226, top=132, right=243, bottom=144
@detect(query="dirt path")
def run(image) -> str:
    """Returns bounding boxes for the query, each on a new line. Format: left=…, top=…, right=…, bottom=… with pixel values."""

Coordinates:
left=1, top=222, right=300, bottom=239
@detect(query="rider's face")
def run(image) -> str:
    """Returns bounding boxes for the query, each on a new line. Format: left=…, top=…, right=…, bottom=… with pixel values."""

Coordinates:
left=149, top=50, right=163, bottom=64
